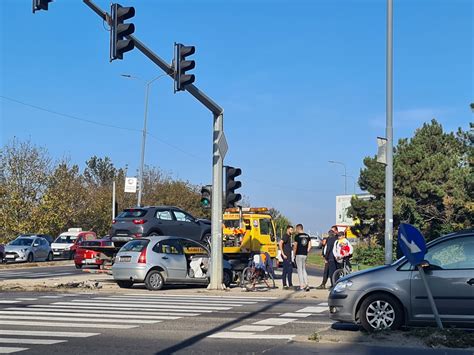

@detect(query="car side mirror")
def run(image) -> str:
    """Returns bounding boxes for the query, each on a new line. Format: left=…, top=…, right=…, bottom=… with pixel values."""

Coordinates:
left=33, top=243, right=39, bottom=247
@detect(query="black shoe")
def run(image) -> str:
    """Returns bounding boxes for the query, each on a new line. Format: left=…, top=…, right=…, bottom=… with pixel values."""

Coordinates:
left=305, top=286, right=310, bottom=292
left=316, top=284, right=326, bottom=290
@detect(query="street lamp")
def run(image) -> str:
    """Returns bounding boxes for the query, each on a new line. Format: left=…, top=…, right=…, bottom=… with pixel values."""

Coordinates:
left=121, top=73, right=167, bottom=206
left=328, top=160, right=347, bottom=195
left=346, top=175, right=357, bottom=195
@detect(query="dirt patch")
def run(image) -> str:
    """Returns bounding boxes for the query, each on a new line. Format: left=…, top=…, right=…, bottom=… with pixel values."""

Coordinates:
left=404, top=328, right=474, bottom=349
left=311, top=326, right=474, bottom=350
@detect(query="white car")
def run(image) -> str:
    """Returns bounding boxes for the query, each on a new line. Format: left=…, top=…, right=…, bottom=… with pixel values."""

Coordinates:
left=311, top=236, right=323, bottom=249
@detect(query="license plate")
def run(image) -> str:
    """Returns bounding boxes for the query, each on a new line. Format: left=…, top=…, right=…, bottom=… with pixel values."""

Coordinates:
left=5, top=255, right=15, bottom=259
left=83, top=259, right=97, bottom=263
left=53, top=252, right=60, bottom=255
left=120, top=256, right=131, bottom=262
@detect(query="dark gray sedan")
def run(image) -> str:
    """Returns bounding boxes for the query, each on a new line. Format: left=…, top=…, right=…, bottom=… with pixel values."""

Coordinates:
left=328, top=229, right=474, bottom=331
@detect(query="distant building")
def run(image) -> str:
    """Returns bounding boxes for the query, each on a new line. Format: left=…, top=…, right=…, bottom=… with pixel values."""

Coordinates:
left=336, top=193, right=374, bottom=227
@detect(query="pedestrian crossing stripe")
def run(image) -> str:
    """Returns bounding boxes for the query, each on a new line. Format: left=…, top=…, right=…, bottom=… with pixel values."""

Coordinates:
left=0, top=293, right=270, bottom=353
left=26, top=305, right=201, bottom=316
left=4, top=309, right=182, bottom=320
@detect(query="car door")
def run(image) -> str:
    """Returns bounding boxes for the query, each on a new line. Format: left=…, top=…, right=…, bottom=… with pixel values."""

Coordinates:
left=179, top=238, right=209, bottom=279
left=154, top=209, right=179, bottom=236
left=32, top=238, right=44, bottom=259
left=410, top=235, right=474, bottom=323
left=172, top=210, right=201, bottom=240
left=152, top=239, right=187, bottom=280
left=41, top=238, right=50, bottom=259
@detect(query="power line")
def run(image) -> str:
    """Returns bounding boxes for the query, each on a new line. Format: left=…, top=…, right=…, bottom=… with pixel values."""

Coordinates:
left=1, top=95, right=142, bottom=133
left=1, top=95, right=205, bottom=160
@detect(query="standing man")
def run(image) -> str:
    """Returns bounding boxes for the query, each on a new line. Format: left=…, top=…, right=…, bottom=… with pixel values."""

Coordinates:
left=279, top=225, right=294, bottom=290
left=323, top=226, right=339, bottom=289
left=293, top=224, right=311, bottom=291
left=316, top=235, right=330, bottom=289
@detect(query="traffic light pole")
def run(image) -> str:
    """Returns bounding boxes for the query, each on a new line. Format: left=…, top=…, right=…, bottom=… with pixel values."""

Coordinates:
left=209, top=113, right=224, bottom=289
left=83, top=0, right=226, bottom=290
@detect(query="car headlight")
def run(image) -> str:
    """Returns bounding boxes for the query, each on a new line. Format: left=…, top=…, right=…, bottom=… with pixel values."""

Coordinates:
left=64, top=247, right=70, bottom=251
left=21, top=248, right=28, bottom=253
left=333, top=280, right=353, bottom=293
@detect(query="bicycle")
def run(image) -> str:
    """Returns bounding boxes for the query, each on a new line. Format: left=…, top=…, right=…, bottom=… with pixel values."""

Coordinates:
left=241, top=265, right=275, bottom=291
left=332, top=257, right=353, bottom=285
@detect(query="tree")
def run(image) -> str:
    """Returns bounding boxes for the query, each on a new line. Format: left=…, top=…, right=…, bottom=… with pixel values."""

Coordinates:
left=0, top=138, right=51, bottom=238
left=349, top=119, right=473, bottom=245
left=32, top=162, right=87, bottom=237
left=268, top=208, right=292, bottom=239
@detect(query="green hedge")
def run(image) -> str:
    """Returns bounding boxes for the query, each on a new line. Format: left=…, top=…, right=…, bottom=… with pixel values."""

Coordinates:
left=352, top=242, right=385, bottom=266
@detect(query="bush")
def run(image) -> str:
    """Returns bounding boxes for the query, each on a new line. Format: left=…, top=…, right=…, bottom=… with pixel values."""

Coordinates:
left=353, top=241, right=385, bottom=266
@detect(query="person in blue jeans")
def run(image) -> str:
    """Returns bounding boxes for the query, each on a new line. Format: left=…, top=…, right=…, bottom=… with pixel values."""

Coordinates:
left=278, top=225, right=294, bottom=290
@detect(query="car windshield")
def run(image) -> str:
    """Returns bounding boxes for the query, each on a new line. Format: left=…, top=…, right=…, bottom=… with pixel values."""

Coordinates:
left=9, top=238, right=33, bottom=246
left=121, top=239, right=149, bottom=252
left=117, top=209, right=147, bottom=218
left=54, top=235, right=76, bottom=243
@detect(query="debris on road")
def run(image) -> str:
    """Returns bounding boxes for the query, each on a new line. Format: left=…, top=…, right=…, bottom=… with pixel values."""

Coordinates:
left=55, top=280, right=102, bottom=289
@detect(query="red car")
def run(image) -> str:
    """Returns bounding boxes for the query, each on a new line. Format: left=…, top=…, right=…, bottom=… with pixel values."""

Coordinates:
left=74, top=238, right=114, bottom=269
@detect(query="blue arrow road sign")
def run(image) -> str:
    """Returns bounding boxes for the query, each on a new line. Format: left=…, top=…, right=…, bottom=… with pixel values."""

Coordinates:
left=398, top=223, right=427, bottom=265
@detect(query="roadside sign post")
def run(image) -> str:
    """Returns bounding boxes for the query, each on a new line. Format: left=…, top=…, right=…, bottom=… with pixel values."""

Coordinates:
left=398, top=223, right=443, bottom=330
left=124, top=177, right=138, bottom=194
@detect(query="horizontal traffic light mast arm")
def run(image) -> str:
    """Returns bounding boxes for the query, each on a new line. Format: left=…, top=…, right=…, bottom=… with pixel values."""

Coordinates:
left=83, top=0, right=223, bottom=116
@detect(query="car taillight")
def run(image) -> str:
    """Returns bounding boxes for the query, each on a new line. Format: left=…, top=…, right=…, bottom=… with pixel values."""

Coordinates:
left=133, top=219, right=147, bottom=224
left=134, top=233, right=143, bottom=238
left=138, top=248, right=147, bottom=264
left=112, top=219, right=116, bottom=224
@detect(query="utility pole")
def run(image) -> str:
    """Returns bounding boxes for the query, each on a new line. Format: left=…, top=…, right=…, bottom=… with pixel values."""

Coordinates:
left=328, top=160, right=347, bottom=195
left=385, top=0, right=394, bottom=265
left=112, top=181, right=116, bottom=220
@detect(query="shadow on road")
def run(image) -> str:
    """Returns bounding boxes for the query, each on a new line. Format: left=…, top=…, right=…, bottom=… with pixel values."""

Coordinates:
left=155, top=291, right=295, bottom=354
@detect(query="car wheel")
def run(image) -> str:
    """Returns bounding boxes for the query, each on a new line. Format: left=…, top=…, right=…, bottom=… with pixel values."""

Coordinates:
left=145, top=270, right=164, bottom=291
left=46, top=252, right=53, bottom=262
left=359, top=293, right=404, bottom=332
left=27, top=253, right=34, bottom=263
left=75, top=264, right=82, bottom=269
left=223, top=269, right=232, bottom=288
left=331, top=269, right=345, bottom=285
left=148, top=232, right=160, bottom=237
left=116, top=280, right=134, bottom=289
left=202, top=233, right=212, bottom=248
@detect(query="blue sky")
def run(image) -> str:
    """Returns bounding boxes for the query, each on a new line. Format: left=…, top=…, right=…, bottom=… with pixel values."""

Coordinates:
left=1, top=0, right=472, bottom=233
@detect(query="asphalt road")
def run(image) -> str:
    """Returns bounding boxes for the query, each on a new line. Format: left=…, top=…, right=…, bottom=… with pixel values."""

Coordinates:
left=0, top=291, right=470, bottom=355
left=0, top=263, right=322, bottom=281
left=0, top=265, right=87, bottom=280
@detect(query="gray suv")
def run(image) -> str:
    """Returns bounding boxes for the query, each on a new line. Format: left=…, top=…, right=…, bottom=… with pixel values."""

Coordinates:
left=328, top=229, right=474, bottom=331
left=111, top=206, right=211, bottom=245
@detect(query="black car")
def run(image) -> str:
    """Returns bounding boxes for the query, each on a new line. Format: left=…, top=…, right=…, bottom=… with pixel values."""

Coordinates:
left=110, top=206, right=211, bottom=245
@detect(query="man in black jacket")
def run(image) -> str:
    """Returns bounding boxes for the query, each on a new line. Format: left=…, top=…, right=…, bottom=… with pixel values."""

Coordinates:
left=317, top=226, right=338, bottom=289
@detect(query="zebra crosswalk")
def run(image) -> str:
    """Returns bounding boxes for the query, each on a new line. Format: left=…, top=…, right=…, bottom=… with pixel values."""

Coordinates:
left=0, top=293, right=273, bottom=353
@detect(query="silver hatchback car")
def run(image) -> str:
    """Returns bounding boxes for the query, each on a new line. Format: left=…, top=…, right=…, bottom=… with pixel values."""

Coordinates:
left=328, top=230, right=474, bottom=332
left=112, top=236, right=233, bottom=290
left=5, top=236, right=53, bottom=263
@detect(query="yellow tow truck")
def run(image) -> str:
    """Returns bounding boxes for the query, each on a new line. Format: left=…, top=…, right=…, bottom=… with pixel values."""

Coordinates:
left=222, top=207, right=278, bottom=274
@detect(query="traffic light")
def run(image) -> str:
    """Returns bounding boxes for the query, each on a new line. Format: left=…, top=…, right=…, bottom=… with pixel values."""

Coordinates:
left=225, top=166, right=242, bottom=208
left=200, top=185, right=212, bottom=209
left=174, top=43, right=196, bottom=92
left=32, top=0, right=52, bottom=13
left=110, top=3, right=135, bottom=61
